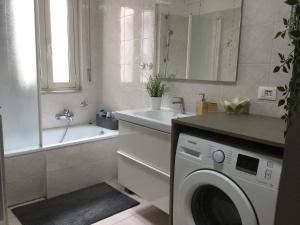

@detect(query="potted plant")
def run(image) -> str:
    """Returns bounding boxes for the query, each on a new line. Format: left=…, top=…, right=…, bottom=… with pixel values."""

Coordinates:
left=274, top=0, right=300, bottom=136
left=146, top=74, right=166, bottom=110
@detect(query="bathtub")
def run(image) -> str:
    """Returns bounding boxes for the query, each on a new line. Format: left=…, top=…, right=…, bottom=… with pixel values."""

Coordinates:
left=5, top=124, right=120, bottom=205
left=43, top=124, right=119, bottom=149
left=4, top=124, right=119, bottom=157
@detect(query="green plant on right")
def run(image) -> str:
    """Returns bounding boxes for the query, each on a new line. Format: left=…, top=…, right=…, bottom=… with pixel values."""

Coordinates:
left=274, top=0, right=300, bottom=136
left=146, top=74, right=166, bottom=98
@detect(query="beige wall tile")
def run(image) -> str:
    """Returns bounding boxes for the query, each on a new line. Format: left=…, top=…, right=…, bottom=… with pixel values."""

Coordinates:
left=5, top=152, right=46, bottom=206
left=97, top=0, right=292, bottom=118
left=46, top=138, right=119, bottom=198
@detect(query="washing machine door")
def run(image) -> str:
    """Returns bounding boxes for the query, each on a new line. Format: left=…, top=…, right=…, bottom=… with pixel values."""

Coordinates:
left=177, top=170, right=258, bottom=225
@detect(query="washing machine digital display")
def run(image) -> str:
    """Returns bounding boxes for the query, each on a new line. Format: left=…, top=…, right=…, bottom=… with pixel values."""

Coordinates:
left=236, top=154, right=259, bottom=175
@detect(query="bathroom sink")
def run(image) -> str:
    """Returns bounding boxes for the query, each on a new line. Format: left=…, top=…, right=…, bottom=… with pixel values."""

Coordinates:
left=134, top=110, right=190, bottom=123
left=114, top=109, right=193, bottom=133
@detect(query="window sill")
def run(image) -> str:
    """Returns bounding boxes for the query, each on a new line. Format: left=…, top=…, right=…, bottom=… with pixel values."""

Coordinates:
left=41, top=88, right=82, bottom=94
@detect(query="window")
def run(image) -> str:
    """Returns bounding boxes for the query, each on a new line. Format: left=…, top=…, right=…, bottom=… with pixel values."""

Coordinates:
left=36, top=0, right=80, bottom=92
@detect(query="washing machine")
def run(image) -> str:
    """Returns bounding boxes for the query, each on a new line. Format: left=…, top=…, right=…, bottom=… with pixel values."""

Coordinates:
left=173, top=133, right=282, bottom=225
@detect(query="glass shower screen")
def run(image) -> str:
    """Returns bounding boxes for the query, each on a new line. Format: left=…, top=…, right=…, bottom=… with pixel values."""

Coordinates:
left=0, top=0, right=40, bottom=153
left=0, top=116, right=7, bottom=225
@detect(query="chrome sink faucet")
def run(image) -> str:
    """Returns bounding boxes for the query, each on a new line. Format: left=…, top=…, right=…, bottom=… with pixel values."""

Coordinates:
left=55, top=109, right=74, bottom=121
left=172, top=97, right=186, bottom=114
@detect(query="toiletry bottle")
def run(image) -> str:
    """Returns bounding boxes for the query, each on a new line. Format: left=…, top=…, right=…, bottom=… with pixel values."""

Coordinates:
left=196, top=93, right=208, bottom=116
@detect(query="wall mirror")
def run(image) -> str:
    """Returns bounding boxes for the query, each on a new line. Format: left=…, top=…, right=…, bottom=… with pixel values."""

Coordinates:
left=156, top=0, right=242, bottom=82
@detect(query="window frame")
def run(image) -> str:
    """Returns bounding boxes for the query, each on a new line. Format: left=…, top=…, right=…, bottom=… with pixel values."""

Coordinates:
left=36, top=0, right=81, bottom=93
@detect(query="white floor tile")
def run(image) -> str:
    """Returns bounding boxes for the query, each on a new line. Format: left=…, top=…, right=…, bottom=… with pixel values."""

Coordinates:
left=7, top=209, right=21, bottom=225
left=113, top=206, right=169, bottom=225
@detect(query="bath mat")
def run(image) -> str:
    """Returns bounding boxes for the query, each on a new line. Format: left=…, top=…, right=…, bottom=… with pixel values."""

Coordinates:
left=12, top=183, right=139, bottom=225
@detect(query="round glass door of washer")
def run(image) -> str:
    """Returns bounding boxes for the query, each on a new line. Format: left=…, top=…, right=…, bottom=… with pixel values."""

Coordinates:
left=191, top=185, right=241, bottom=225
left=178, top=170, right=258, bottom=225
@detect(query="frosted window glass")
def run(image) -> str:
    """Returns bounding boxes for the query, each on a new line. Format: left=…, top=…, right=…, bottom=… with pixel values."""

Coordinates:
left=0, top=0, right=40, bottom=152
left=49, top=0, right=70, bottom=83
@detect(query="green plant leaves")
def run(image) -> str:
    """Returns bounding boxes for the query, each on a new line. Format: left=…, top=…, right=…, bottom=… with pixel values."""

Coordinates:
left=290, top=30, right=300, bottom=39
left=275, top=30, right=287, bottom=39
left=275, top=32, right=282, bottom=39
left=278, top=99, right=286, bottom=107
left=273, top=1, right=300, bottom=137
left=274, top=49, right=295, bottom=74
left=273, top=66, right=281, bottom=73
left=277, top=86, right=286, bottom=92
left=285, top=0, right=299, bottom=6
left=146, top=74, right=166, bottom=97
left=279, top=53, right=285, bottom=61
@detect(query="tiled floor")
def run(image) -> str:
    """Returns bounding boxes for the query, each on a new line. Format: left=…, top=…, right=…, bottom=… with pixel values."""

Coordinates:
left=8, top=180, right=169, bottom=225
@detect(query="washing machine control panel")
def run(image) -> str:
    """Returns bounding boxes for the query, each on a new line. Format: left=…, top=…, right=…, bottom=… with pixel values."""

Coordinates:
left=177, top=133, right=282, bottom=189
left=212, top=150, right=225, bottom=163
left=236, top=154, right=260, bottom=175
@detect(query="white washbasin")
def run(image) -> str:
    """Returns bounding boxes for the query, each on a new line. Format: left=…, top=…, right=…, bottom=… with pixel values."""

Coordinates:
left=114, top=108, right=194, bottom=133
left=133, top=110, right=190, bottom=124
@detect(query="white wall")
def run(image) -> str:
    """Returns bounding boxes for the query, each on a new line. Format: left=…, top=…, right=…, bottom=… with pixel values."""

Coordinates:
left=97, top=0, right=292, bottom=118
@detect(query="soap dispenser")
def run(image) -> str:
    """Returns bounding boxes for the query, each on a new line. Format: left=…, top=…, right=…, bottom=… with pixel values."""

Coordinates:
left=196, top=93, right=208, bottom=116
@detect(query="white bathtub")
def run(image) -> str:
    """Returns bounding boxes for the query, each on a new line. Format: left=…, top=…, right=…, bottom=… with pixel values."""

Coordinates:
left=4, top=124, right=118, bottom=157
left=43, top=124, right=120, bottom=197
left=43, top=124, right=119, bottom=149
left=5, top=124, right=120, bottom=204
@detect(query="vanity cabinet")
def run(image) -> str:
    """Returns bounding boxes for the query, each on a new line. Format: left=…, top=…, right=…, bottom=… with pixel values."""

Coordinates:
left=117, top=120, right=171, bottom=213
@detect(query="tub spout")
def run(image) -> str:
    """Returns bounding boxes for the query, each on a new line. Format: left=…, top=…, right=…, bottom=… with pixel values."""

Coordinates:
left=55, top=109, right=74, bottom=121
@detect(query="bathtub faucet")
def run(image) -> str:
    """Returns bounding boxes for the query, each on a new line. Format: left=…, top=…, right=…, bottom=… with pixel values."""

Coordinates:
left=55, top=109, right=74, bottom=122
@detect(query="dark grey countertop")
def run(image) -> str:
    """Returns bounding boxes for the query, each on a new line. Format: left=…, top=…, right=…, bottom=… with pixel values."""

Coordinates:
left=173, top=112, right=285, bottom=149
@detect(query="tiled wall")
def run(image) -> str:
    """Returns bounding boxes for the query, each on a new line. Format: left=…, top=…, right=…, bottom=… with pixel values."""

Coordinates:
left=41, top=85, right=100, bottom=129
left=97, top=0, right=155, bottom=111
left=46, top=138, right=119, bottom=198
left=97, top=0, right=292, bottom=118
left=5, top=152, right=46, bottom=206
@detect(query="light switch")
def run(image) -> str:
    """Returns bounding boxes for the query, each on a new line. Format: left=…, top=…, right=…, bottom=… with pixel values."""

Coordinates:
left=258, top=87, right=277, bottom=101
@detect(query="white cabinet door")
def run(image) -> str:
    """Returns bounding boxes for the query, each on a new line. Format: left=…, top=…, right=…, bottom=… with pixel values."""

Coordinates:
left=117, top=120, right=171, bottom=213
left=118, top=153, right=170, bottom=213
left=118, top=121, right=171, bottom=174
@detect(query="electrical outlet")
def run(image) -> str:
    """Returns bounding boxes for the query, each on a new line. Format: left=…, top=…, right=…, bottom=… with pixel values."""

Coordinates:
left=258, top=87, right=277, bottom=101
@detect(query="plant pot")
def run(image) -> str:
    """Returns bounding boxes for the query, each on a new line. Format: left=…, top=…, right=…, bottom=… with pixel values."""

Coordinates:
left=150, top=97, right=162, bottom=110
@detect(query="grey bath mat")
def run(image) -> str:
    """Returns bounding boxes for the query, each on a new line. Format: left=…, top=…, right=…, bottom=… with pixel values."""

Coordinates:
left=12, top=183, right=139, bottom=225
